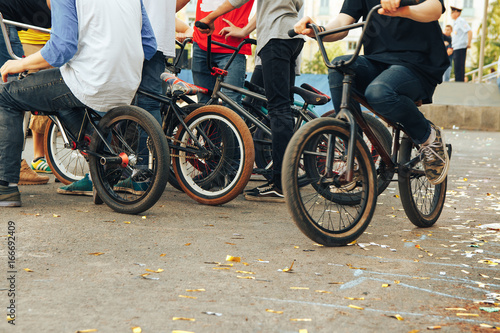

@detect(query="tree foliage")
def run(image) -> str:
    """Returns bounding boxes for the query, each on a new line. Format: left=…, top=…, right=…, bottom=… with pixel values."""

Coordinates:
left=472, top=0, right=500, bottom=72
left=301, top=43, right=345, bottom=74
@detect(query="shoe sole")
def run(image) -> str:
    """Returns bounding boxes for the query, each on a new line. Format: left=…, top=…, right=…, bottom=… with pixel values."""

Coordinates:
left=113, top=187, right=145, bottom=196
left=32, top=170, right=52, bottom=174
left=427, top=131, right=450, bottom=186
left=244, top=193, right=285, bottom=203
left=0, top=201, right=21, bottom=207
left=18, top=180, right=49, bottom=185
left=56, top=188, right=93, bottom=196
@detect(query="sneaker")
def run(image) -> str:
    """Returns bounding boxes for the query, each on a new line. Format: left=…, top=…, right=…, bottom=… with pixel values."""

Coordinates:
left=244, top=180, right=273, bottom=194
left=114, top=177, right=149, bottom=195
left=0, top=185, right=21, bottom=207
left=19, top=159, right=49, bottom=185
left=31, top=157, right=52, bottom=173
left=419, top=124, right=450, bottom=185
left=244, top=185, right=285, bottom=203
left=57, top=173, right=93, bottom=196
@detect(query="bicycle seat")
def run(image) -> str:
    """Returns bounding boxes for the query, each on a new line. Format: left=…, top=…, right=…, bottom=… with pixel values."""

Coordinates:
left=292, top=84, right=331, bottom=106
left=161, top=72, right=209, bottom=96
left=244, top=80, right=266, bottom=96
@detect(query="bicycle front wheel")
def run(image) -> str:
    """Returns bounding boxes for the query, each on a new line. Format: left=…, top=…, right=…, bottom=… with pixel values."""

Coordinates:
left=282, top=117, right=377, bottom=246
left=173, top=105, right=254, bottom=205
left=89, top=106, right=169, bottom=214
left=44, top=119, right=89, bottom=184
left=397, top=136, right=447, bottom=227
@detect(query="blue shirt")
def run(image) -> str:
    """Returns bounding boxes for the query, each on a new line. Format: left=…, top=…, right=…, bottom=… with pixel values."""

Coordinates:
left=41, top=0, right=157, bottom=67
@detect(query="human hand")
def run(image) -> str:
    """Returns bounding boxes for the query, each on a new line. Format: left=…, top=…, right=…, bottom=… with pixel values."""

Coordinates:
left=0, top=59, right=25, bottom=82
left=176, top=27, right=193, bottom=43
left=293, top=16, right=316, bottom=38
left=219, top=18, right=246, bottom=39
left=447, top=48, right=453, bottom=56
left=378, top=0, right=409, bottom=16
left=196, top=18, right=215, bottom=35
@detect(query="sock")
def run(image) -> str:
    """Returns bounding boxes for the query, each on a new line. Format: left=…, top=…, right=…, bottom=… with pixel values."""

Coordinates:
left=33, top=156, right=44, bottom=163
left=423, top=127, right=436, bottom=146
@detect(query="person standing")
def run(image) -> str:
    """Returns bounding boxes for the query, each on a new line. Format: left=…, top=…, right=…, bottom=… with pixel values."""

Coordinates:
left=450, top=4, right=471, bottom=82
left=198, top=0, right=304, bottom=202
left=442, top=24, right=453, bottom=82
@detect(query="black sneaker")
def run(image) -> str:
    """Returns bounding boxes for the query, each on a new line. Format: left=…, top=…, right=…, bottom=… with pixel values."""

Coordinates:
left=244, top=185, right=284, bottom=203
left=419, top=123, right=450, bottom=185
left=0, top=185, right=21, bottom=207
left=244, top=180, right=273, bottom=194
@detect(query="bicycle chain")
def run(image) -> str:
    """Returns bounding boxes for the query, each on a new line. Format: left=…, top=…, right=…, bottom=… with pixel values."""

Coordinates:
left=165, top=135, right=205, bottom=160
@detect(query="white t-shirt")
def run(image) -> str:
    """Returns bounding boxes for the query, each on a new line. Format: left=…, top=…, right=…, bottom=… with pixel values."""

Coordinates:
left=143, top=0, right=176, bottom=58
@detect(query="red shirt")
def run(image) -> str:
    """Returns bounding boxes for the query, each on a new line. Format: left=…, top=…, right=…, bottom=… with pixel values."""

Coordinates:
left=193, top=0, right=254, bottom=55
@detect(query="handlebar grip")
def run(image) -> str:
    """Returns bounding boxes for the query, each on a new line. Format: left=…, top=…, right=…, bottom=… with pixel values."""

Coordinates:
left=399, top=0, right=424, bottom=6
left=195, top=21, right=210, bottom=30
left=288, top=29, right=298, bottom=38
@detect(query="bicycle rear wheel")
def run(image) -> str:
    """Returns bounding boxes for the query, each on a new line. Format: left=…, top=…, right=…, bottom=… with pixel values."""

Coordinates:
left=89, top=106, right=169, bottom=214
left=282, top=117, right=377, bottom=246
left=397, top=136, right=447, bottom=227
left=44, top=119, right=89, bottom=184
left=172, top=105, right=254, bottom=205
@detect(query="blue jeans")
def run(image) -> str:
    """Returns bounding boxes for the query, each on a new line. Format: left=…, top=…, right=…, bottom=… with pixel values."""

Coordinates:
left=136, top=50, right=164, bottom=125
left=0, top=68, right=86, bottom=183
left=443, top=65, right=452, bottom=82
left=328, top=55, right=431, bottom=144
left=191, top=42, right=246, bottom=108
left=259, top=38, right=304, bottom=189
left=0, top=26, right=25, bottom=78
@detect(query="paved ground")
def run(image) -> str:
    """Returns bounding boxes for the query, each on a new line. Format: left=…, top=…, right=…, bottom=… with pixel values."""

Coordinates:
left=1, top=129, right=499, bottom=333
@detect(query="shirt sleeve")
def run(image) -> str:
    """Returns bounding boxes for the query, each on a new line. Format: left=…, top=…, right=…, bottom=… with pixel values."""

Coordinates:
left=40, top=0, right=79, bottom=67
left=228, top=0, right=250, bottom=9
left=141, top=0, right=157, bottom=61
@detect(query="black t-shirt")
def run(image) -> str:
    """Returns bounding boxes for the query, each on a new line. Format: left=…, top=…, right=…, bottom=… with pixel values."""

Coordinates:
left=341, top=0, right=449, bottom=101
left=0, top=0, right=51, bottom=28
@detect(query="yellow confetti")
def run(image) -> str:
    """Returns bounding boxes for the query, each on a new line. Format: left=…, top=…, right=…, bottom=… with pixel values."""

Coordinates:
left=237, top=276, right=255, bottom=279
left=213, top=267, right=230, bottom=270
left=235, top=270, right=255, bottom=274
left=172, top=317, right=195, bottom=321
left=265, top=309, right=284, bottom=314
left=184, top=243, right=191, bottom=246
left=445, top=308, right=466, bottom=311
left=124, top=221, right=131, bottom=224
left=313, top=243, right=324, bottom=247
left=53, top=214, right=61, bottom=217
left=23, top=268, right=34, bottom=272
left=290, top=287, right=309, bottom=290
left=480, top=274, right=490, bottom=278
left=131, top=327, right=141, bottom=333
left=386, top=314, right=404, bottom=321
left=178, top=295, right=197, bottom=299
left=315, top=290, right=332, bottom=294
left=348, top=305, right=364, bottom=310
left=290, top=318, right=312, bottom=322
left=394, top=280, right=400, bottom=284
left=89, top=252, right=104, bottom=256
left=348, top=240, right=357, bottom=245
left=226, top=255, right=241, bottom=262
left=299, top=330, right=308, bottom=333
left=456, top=313, right=479, bottom=317
left=344, top=297, right=364, bottom=300
left=186, top=289, right=205, bottom=292
left=427, top=326, right=441, bottom=330
left=140, top=273, right=150, bottom=277
left=160, top=253, right=166, bottom=257
left=328, top=282, right=344, bottom=285
left=282, top=260, right=296, bottom=272
left=382, top=284, right=390, bottom=288
left=76, top=330, right=98, bottom=333
left=242, top=262, right=249, bottom=266
left=141, top=216, right=147, bottom=219
left=294, top=246, right=300, bottom=249
left=226, top=242, right=236, bottom=245
left=145, top=269, right=164, bottom=273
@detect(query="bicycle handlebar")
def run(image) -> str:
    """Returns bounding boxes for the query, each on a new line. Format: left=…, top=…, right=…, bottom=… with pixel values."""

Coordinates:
left=288, top=0, right=425, bottom=69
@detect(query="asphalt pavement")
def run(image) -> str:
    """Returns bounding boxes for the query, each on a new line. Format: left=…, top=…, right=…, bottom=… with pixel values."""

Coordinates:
left=1, top=128, right=499, bottom=333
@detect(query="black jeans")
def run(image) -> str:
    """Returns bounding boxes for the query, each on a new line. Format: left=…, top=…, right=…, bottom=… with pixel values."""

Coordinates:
left=453, top=48, right=467, bottom=82
left=259, top=38, right=304, bottom=190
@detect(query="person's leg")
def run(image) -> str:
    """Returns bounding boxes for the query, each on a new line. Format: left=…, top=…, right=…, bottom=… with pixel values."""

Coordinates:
left=364, top=65, right=430, bottom=144
left=0, top=69, right=85, bottom=190
left=453, top=48, right=466, bottom=82
left=259, top=38, right=304, bottom=191
left=443, top=65, right=451, bottom=82
left=136, top=50, right=164, bottom=124
left=213, top=52, right=246, bottom=108
left=191, top=42, right=216, bottom=104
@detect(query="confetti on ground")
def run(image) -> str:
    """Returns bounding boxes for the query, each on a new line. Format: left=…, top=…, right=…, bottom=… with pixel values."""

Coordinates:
left=186, top=289, right=205, bottom=292
left=348, top=305, right=364, bottom=310
left=385, top=314, right=404, bottom=321
left=290, top=318, right=312, bottom=322
left=226, top=255, right=241, bottom=262
left=88, top=252, right=104, bottom=256
left=202, top=311, right=222, bottom=316
left=456, top=313, right=479, bottom=317
left=315, top=290, right=332, bottom=294
left=23, top=268, right=33, bottom=272
left=131, top=327, right=141, bottom=333
left=427, top=326, right=441, bottom=330
left=445, top=308, right=466, bottom=311
left=265, top=309, right=284, bottom=314
left=145, top=269, right=164, bottom=273
left=290, top=287, right=309, bottom=290
left=479, top=307, right=500, bottom=313
left=179, top=295, right=197, bottom=299
left=172, top=317, right=195, bottom=321
left=76, top=330, right=98, bottom=333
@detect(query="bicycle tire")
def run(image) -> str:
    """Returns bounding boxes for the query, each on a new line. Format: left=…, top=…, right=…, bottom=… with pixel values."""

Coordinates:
left=89, top=106, right=169, bottom=214
left=322, top=111, right=393, bottom=196
left=164, top=103, right=205, bottom=191
left=172, top=105, right=254, bottom=205
left=397, top=136, right=447, bottom=227
left=44, top=119, right=89, bottom=185
left=282, top=117, right=377, bottom=246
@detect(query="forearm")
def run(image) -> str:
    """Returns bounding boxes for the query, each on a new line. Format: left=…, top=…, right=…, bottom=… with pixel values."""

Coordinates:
left=176, top=0, right=190, bottom=12
left=322, top=14, right=354, bottom=42
left=19, top=52, right=50, bottom=71
left=241, top=15, right=256, bottom=36
left=380, top=0, right=443, bottom=22
left=467, top=30, right=473, bottom=47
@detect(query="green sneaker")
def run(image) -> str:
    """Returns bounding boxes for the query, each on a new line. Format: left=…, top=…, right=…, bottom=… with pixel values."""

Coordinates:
left=114, top=177, right=149, bottom=195
left=57, top=173, right=93, bottom=196
left=0, top=185, right=21, bottom=207
left=419, top=124, right=450, bottom=185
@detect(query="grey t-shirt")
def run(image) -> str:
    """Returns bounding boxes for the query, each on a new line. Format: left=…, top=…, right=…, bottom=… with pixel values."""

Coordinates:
left=229, top=0, right=304, bottom=54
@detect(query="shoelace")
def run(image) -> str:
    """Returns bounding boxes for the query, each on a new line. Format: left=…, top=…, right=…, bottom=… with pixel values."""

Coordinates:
left=419, top=141, right=445, bottom=163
